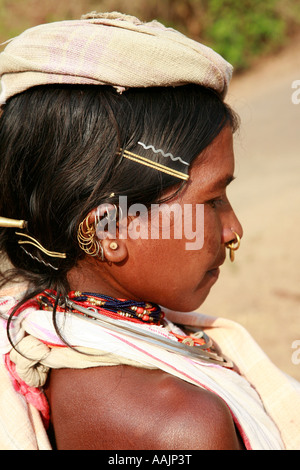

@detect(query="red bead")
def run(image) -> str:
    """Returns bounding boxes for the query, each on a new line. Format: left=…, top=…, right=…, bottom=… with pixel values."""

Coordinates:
left=136, top=307, right=144, bottom=314
left=142, top=315, right=149, bottom=321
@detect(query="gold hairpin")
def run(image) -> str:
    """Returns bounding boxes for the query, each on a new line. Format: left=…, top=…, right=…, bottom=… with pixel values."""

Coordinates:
left=16, top=232, right=67, bottom=259
left=0, top=216, right=27, bottom=229
left=120, top=149, right=189, bottom=181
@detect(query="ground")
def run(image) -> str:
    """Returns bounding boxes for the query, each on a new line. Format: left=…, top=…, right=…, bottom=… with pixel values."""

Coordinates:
left=201, top=35, right=300, bottom=380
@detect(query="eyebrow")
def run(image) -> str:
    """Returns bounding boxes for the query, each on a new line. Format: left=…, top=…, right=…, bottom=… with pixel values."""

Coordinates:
left=207, top=174, right=236, bottom=193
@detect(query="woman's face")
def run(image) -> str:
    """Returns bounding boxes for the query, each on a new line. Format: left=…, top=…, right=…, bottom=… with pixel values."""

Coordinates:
left=102, top=125, right=243, bottom=312
left=71, top=125, right=243, bottom=312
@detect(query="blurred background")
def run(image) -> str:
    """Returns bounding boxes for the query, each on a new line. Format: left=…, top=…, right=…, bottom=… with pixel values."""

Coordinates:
left=0, top=0, right=300, bottom=380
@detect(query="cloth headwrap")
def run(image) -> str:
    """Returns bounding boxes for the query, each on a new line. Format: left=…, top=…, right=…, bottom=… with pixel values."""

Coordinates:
left=0, top=11, right=233, bottom=105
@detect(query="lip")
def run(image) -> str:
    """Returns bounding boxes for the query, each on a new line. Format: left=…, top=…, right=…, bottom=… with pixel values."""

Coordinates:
left=208, top=256, right=225, bottom=272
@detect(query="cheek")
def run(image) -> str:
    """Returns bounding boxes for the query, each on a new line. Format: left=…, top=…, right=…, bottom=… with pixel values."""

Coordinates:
left=126, top=237, right=208, bottom=296
left=117, top=206, right=222, bottom=309
left=203, top=206, right=222, bottom=253
left=126, top=204, right=220, bottom=278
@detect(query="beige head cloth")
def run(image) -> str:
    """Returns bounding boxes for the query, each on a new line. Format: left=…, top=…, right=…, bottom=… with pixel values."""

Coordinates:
left=0, top=12, right=233, bottom=105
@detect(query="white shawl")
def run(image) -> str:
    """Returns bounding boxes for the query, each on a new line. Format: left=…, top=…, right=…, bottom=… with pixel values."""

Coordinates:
left=1, top=294, right=299, bottom=450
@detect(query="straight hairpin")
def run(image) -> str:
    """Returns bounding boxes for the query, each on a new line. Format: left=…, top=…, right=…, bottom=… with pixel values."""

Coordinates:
left=119, top=149, right=189, bottom=181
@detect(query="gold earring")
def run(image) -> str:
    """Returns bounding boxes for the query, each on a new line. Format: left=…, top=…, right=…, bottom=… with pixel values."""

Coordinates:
left=77, top=215, right=104, bottom=261
left=226, top=231, right=241, bottom=262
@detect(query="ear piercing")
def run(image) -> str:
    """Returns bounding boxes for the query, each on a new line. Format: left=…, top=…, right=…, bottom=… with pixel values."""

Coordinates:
left=77, top=214, right=104, bottom=261
left=109, top=242, right=118, bottom=250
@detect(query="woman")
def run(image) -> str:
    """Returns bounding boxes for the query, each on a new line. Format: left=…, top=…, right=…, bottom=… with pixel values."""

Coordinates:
left=0, top=12, right=299, bottom=450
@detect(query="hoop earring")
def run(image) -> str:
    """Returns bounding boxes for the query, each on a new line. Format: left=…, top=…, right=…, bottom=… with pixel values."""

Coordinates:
left=77, top=215, right=104, bottom=261
left=226, top=231, right=241, bottom=262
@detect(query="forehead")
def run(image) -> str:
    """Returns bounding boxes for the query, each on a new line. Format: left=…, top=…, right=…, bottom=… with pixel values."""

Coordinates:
left=187, top=126, right=235, bottom=195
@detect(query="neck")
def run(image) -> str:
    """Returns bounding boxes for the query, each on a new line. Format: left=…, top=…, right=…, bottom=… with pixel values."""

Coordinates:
left=67, top=257, right=137, bottom=301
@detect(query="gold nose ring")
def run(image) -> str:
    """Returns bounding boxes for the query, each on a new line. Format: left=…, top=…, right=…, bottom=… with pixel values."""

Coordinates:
left=226, top=231, right=241, bottom=262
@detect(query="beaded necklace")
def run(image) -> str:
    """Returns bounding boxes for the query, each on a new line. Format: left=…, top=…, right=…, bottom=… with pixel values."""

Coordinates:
left=38, top=290, right=164, bottom=324
left=37, top=289, right=234, bottom=368
left=69, top=291, right=164, bottom=324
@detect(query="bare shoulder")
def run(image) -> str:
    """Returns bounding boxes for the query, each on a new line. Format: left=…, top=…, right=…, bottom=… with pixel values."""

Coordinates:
left=45, top=365, right=243, bottom=450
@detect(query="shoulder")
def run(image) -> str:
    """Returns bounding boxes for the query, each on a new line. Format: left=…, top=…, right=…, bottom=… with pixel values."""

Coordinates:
left=45, top=365, right=242, bottom=450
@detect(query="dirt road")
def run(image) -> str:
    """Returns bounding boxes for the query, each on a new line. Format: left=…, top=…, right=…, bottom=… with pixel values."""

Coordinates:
left=200, top=36, right=300, bottom=380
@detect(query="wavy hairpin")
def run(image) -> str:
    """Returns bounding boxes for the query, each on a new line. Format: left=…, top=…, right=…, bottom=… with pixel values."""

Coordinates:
left=137, top=142, right=190, bottom=167
left=119, top=143, right=189, bottom=181
left=19, top=245, right=60, bottom=271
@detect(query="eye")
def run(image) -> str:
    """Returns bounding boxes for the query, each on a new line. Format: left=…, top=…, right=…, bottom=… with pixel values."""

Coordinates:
left=206, top=196, right=227, bottom=210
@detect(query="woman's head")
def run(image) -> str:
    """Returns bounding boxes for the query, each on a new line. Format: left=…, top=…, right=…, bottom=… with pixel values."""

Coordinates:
left=0, top=12, right=242, bottom=308
left=0, top=83, right=239, bottom=300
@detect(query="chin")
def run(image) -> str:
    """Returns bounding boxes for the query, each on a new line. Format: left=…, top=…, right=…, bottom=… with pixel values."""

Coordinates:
left=153, top=270, right=220, bottom=313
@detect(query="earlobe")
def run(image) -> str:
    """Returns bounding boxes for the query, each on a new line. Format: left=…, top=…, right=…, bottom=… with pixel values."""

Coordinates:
left=101, top=238, right=128, bottom=263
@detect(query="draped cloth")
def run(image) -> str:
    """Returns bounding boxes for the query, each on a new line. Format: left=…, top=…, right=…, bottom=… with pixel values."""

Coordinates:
left=0, top=12, right=232, bottom=105
left=0, top=289, right=300, bottom=450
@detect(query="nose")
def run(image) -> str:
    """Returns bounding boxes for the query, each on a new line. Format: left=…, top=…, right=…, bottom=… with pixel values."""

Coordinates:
left=221, top=208, right=243, bottom=245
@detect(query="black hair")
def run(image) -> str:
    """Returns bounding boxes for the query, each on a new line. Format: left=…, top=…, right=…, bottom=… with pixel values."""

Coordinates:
left=0, top=83, right=239, bottom=300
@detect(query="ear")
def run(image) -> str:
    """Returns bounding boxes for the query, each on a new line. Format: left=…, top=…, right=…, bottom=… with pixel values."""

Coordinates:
left=88, top=207, right=129, bottom=263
